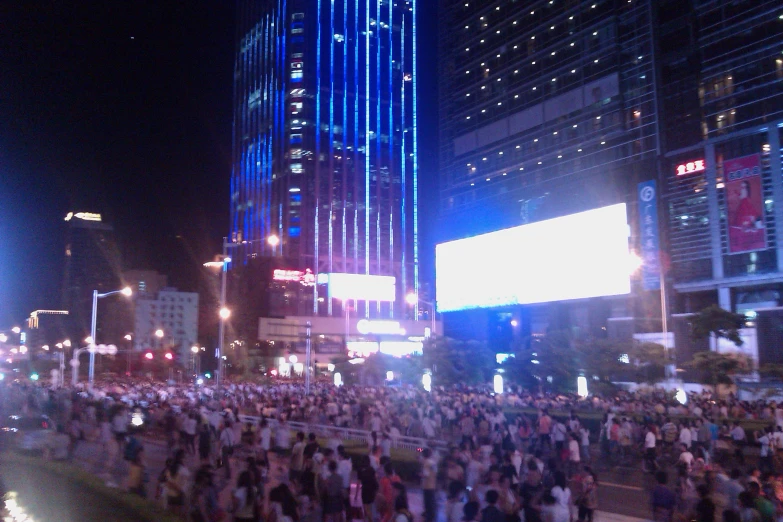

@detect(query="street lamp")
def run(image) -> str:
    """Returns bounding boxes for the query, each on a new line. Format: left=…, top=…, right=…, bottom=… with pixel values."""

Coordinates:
left=155, top=329, right=164, bottom=338
left=219, top=307, right=231, bottom=320
left=405, top=292, right=437, bottom=336
left=87, top=286, right=132, bottom=390
left=11, top=327, right=21, bottom=334
left=63, top=340, right=71, bottom=348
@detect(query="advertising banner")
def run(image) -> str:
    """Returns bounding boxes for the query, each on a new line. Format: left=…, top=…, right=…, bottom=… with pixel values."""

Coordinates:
left=638, top=180, right=660, bottom=291
left=725, top=154, right=766, bottom=254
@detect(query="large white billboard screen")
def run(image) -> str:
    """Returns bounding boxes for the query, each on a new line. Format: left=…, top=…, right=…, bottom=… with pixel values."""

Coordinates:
left=436, top=204, right=632, bottom=312
left=327, top=273, right=396, bottom=302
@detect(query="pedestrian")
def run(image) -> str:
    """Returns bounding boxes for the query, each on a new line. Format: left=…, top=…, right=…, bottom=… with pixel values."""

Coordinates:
left=198, top=422, right=212, bottom=464
left=357, top=456, right=379, bottom=522
left=231, top=470, right=258, bottom=522
left=694, top=483, right=716, bottom=522
left=322, top=460, right=345, bottom=522
left=164, top=449, right=190, bottom=517
left=651, top=471, right=676, bottom=522
left=219, top=420, right=236, bottom=479
left=421, top=448, right=438, bottom=522
left=126, top=447, right=147, bottom=498
left=481, top=490, right=506, bottom=522
left=576, top=467, right=598, bottom=522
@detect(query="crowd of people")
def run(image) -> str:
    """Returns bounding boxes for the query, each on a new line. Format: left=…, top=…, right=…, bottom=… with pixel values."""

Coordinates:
left=4, top=376, right=783, bottom=522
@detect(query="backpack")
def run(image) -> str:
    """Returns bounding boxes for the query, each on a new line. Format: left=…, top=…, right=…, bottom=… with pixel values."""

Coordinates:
left=124, top=436, right=142, bottom=461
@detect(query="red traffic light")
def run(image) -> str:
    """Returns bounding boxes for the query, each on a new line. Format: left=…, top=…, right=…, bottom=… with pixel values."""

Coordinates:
left=164, top=352, right=173, bottom=360
left=144, top=352, right=153, bottom=360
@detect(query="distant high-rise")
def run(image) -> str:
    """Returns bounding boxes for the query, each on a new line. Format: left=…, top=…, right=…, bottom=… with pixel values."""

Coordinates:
left=61, top=211, right=121, bottom=338
left=230, top=0, right=419, bottom=320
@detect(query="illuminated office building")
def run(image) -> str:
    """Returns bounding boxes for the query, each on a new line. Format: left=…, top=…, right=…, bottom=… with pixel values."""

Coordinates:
left=659, top=0, right=783, bottom=365
left=437, top=0, right=659, bottom=339
left=230, top=0, right=419, bottom=320
left=438, top=0, right=658, bottom=239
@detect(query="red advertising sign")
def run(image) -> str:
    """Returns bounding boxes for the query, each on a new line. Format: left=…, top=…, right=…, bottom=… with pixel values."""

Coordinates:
left=725, top=154, right=766, bottom=254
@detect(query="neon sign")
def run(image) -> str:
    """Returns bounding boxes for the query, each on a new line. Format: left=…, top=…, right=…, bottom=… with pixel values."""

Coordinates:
left=64, top=212, right=102, bottom=222
left=356, top=319, right=406, bottom=336
left=273, top=269, right=315, bottom=286
left=675, top=159, right=705, bottom=176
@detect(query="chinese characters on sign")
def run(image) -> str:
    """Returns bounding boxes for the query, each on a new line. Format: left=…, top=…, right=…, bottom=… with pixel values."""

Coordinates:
left=675, top=159, right=705, bottom=176
left=638, top=180, right=660, bottom=290
left=725, top=154, right=766, bottom=254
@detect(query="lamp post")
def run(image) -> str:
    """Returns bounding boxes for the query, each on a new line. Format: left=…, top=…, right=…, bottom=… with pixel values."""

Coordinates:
left=205, top=234, right=280, bottom=391
left=191, top=345, right=200, bottom=376
left=406, top=293, right=437, bottom=336
left=88, top=287, right=132, bottom=390
left=124, top=334, right=133, bottom=375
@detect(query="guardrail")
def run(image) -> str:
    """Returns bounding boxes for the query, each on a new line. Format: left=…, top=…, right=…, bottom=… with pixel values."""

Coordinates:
left=237, top=414, right=450, bottom=452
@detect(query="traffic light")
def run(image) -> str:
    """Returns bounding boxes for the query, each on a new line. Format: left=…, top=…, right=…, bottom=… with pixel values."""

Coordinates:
left=164, top=352, right=173, bottom=361
left=144, top=352, right=153, bottom=360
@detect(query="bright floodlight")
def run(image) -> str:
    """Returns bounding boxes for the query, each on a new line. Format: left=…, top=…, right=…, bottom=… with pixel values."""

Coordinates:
left=124, top=334, right=132, bottom=341
left=219, top=307, right=231, bottom=320
left=493, top=374, right=504, bottom=394
left=11, top=327, right=21, bottom=334
left=289, top=355, right=298, bottom=364
left=510, top=320, right=519, bottom=327
left=121, top=287, right=132, bottom=297
left=84, top=336, right=94, bottom=344
left=386, top=370, right=394, bottom=381
left=327, top=363, right=335, bottom=372
left=42, top=345, right=49, bottom=351
left=155, top=329, right=164, bottom=338
left=267, top=234, right=280, bottom=247
left=0, top=334, right=6, bottom=343
left=628, top=253, right=643, bottom=275
left=63, top=339, right=71, bottom=347
left=675, top=388, right=687, bottom=405
left=334, top=372, right=343, bottom=387
left=405, top=292, right=418, bottom=306
left=422, top=373, right=432, bottom=392
left=577, top=376, right=588, bottom=397
left=436, top=203, right=631, bottom=312
left=191, top=345, right=199, bottom=354
left=55, top=343, right=63, bottom=349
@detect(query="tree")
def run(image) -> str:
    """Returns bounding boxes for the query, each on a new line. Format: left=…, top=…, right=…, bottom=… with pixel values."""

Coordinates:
left=420, top=337, right=496, bottom=386
left=690, top=305, right=746, bottom=347
left=758, top=364, right=783, bottom=382
left=628, top=342, right=670, bottom=383
left=686, top=351, right=750, bottom=385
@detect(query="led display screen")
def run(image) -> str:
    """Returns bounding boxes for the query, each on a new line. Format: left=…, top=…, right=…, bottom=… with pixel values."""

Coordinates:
left=436, top=204, right=632, bottom=312
left=326, top=273, right=396, bottom=302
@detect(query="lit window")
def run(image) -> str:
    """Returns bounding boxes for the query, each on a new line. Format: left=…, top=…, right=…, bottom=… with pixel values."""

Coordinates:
left=291, top=149, right=303, bottom=159
left=291, top=70, right=303, bottom=81
left=334, top=34, right=345, bottom=43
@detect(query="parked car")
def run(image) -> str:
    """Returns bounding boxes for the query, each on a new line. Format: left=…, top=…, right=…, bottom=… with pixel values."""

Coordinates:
left=0, top=415, right=57, bottom=452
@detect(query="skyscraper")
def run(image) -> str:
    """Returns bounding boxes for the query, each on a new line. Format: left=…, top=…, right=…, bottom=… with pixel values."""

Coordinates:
left=437, top=0, right=659, bottom=338
left=438, top=0, right=659, bottom=241
left=61, top=211, right=122, bottom=339
left=230, top=0, right=419, bottom=320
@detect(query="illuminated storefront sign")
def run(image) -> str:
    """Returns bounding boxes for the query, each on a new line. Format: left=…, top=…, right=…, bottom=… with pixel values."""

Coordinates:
left=675, top=159, right=705, bottom=176
left=273, top=268, right=315, bottom=286
left=356, top=319, right=406, bottom=335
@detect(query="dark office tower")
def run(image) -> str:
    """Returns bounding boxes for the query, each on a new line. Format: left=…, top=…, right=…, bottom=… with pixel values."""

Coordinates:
left=438, top=0, right=659, bottom=239
left=230, top=0, right=419, bottom=319
left=61, top=212, right=122, bottom=337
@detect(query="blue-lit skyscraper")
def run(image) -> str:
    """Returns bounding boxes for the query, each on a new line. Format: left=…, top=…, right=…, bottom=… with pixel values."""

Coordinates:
left=230, top=0, right=418, bottom=319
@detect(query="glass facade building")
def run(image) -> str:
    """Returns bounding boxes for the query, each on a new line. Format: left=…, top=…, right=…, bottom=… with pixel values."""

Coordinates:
left=438, top=0, right=659, bottom=242
left=230, top=0, right=419, bottom=319
left=661, top=0, right=783, bottom=315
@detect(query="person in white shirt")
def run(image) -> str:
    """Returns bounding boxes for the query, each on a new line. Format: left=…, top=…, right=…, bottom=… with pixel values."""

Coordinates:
left=679, top=423, right=692, bottom=449
left=758, top=428, right=773, bottom=473
left=644, top=425, right=658, bottom=472
left=579, top=426, right=591, bottom=463
left=730, top=421, right=746, bottom=465
left=220, top=421, right=236, bottom=479
left=678, top=443, right=695, bottom=472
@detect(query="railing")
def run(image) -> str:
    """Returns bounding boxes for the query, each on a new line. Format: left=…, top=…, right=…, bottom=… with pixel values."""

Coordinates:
left=237, top=414, right=450, bottom=452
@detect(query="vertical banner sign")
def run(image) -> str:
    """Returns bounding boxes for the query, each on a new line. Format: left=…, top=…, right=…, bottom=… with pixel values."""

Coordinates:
left=725, top=154, right=766, bottom=254
left=638, top=180, right=660, bottom=290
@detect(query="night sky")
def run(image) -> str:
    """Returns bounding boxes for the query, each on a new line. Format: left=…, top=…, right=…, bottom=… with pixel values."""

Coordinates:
left=0, top=2, right=438, bottom=327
